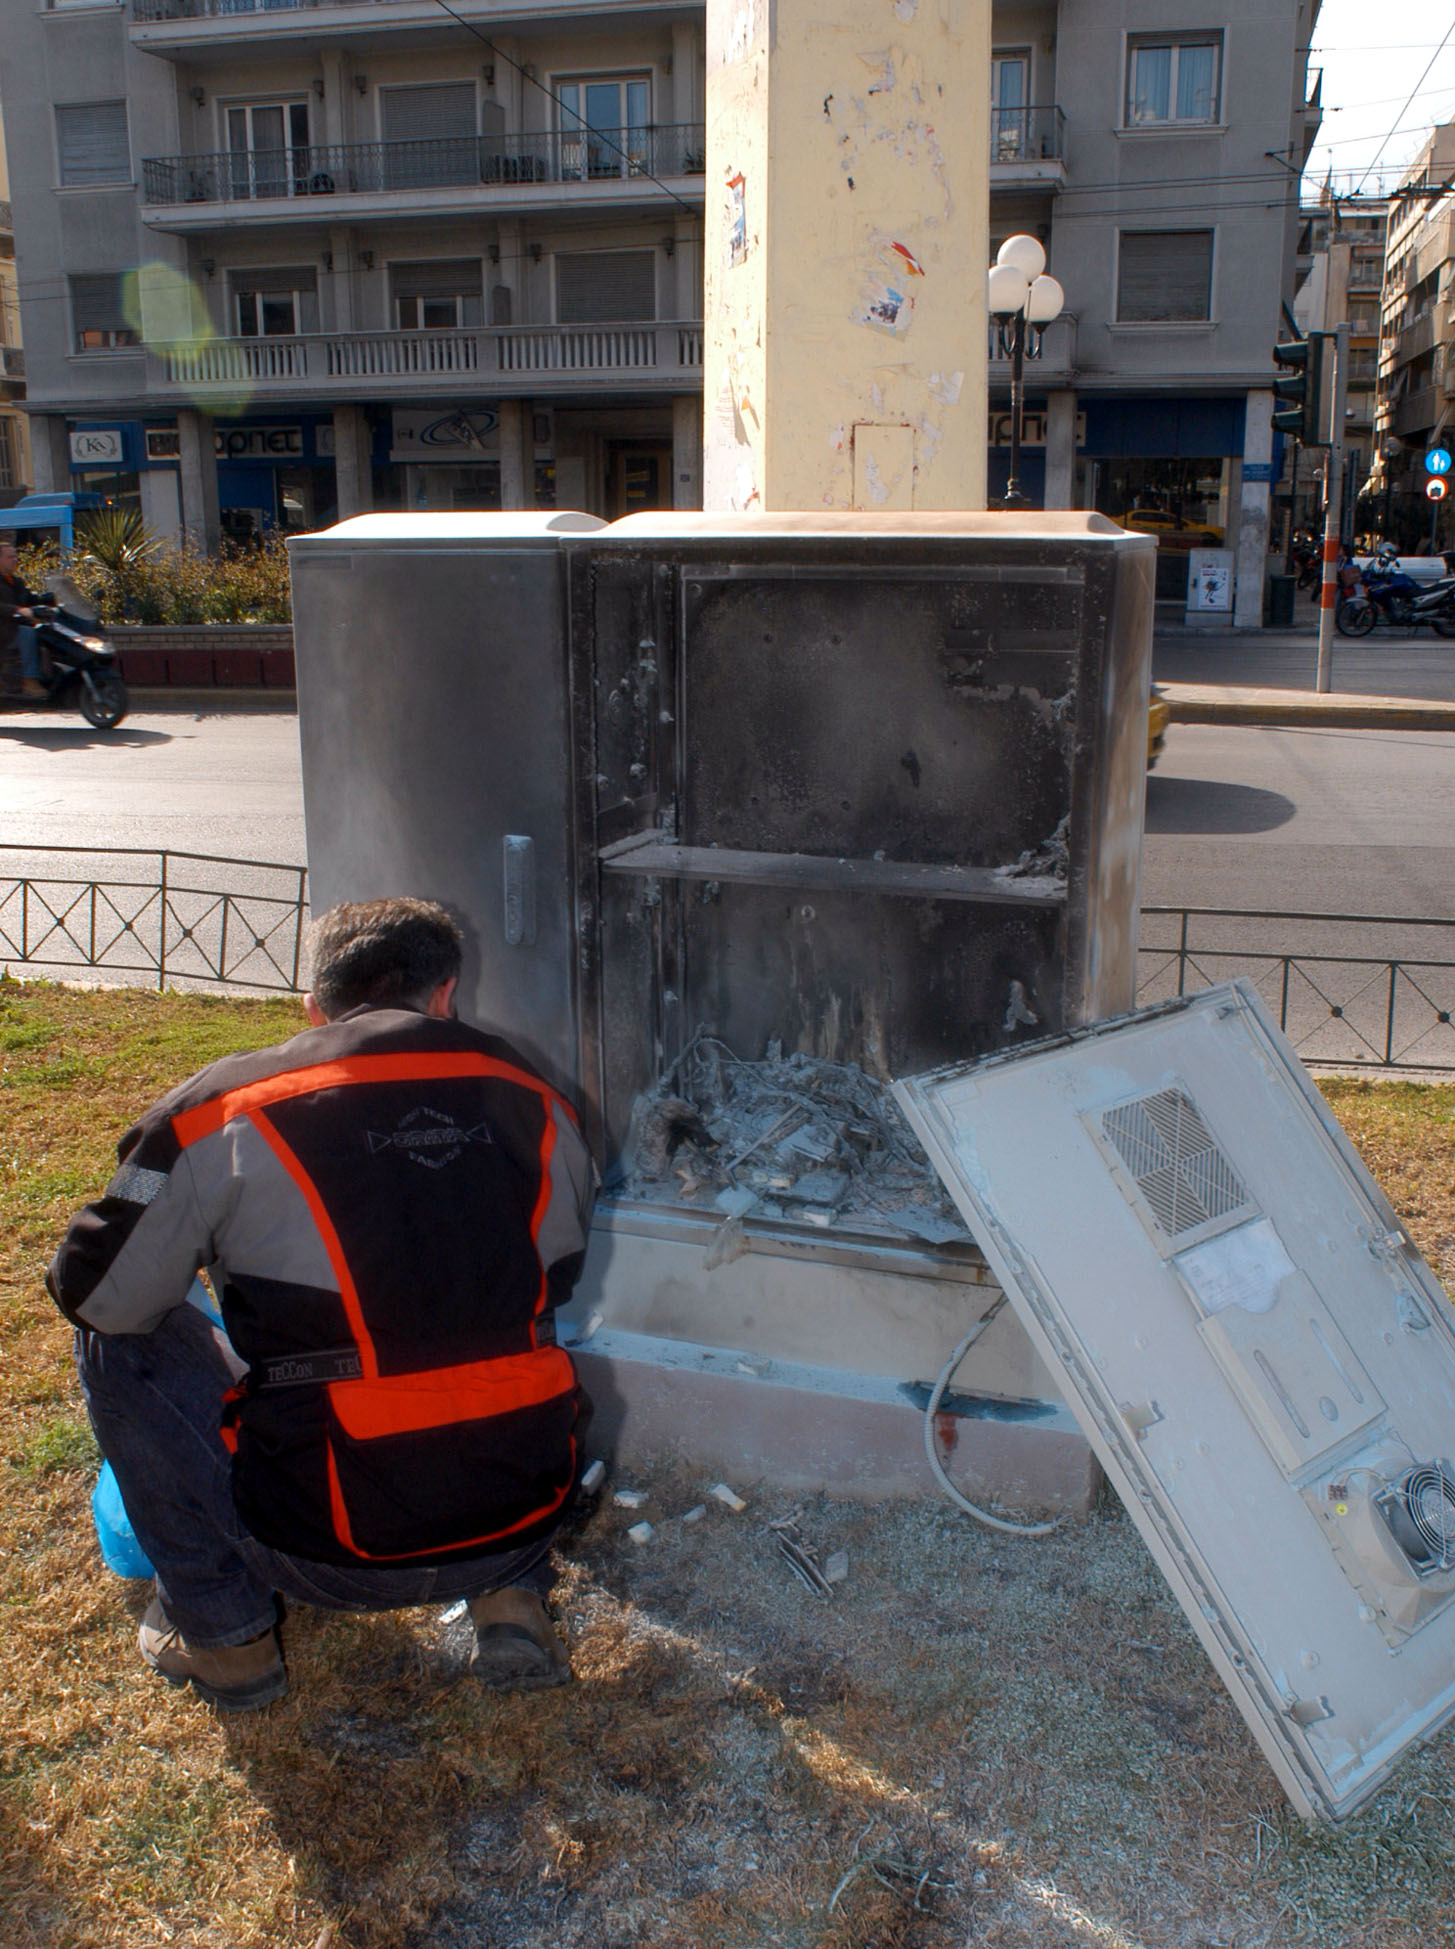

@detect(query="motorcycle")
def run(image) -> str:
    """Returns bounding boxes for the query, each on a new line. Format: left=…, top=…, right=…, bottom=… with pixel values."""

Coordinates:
left=1335, top=548, right=1424, bottom=637
left=1409, top=574, right=1455, bottom=640
left=14, top=575, right=129, bottom=728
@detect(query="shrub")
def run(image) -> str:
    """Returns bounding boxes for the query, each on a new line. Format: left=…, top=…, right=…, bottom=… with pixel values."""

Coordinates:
left=16, top=527, right=292, bottom=626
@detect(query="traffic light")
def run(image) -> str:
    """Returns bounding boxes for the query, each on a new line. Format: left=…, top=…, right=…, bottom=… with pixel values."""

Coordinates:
left=1272, top=333, right=1327, bottom=445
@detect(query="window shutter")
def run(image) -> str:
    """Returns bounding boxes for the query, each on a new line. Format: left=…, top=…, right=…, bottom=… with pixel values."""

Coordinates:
left=389, top=259, right=482, bottom=301
left=1118, top=231, right=1212, bottom=322
left=56, top=103, right=131, bottom=187
left=70, top=273, right=127, bottom=333
left=234, top=266, right=318, bottom=297
left=381, top=84, right=476, bottom=144
left=555, top=250, right=656, bottom=323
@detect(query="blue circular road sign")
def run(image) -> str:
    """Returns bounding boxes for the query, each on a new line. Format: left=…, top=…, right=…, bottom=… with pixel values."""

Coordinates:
left=1426, top=448, right=1452, bottom=475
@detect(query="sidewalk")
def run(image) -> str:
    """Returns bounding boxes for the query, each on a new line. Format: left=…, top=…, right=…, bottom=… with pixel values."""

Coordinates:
left=1153, top=618, right=1455, bottom=730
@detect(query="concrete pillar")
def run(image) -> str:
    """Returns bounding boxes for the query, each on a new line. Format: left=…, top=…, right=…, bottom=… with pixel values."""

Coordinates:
left=703, top=0, right=989, bottom=511
left=672, top=393, right=702, bottom=509
left=28, top=414, right=72, bottom=495
left=332, top=404, right=372, bottom=519
left=1044, top=389, right=1077, bottom=510
left=498, top=398, right=528, bottom=509
left=177, top=409, right=221, bottom=554
left=1234, top=390, right=1273, bottom=630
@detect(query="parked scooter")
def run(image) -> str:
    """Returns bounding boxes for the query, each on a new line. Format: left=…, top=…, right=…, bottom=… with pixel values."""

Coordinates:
left=1335, top=545, right=1424, bottom=637
left=10, top=575, right=129, bottom=728
left=1409, top=574, right=1455, bottom=639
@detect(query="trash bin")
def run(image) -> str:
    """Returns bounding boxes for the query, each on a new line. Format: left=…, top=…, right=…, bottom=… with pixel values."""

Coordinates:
left=1265, top=573, right=1295, bottom=627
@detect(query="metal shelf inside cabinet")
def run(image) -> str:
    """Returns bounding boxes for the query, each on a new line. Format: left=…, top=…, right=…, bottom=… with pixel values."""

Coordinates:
left=597, top=832, right=1066, bottom=908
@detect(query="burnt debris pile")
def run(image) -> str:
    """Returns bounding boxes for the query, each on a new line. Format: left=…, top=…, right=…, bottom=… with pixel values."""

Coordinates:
left=615, top=1033, right=971, bottom=1245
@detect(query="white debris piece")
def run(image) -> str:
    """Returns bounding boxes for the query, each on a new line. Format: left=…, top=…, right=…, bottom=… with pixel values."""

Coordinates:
left=710, top=1482, right=747, bottom=1512
left=580, top=1459, right=607, bottom=1495
left=736, top=1356, right=770, bottom=1376
left=627, top=1521, right=655, bottom=1544
left=441, top=1600, right=468, bottom=1622
left=823, top=1551, right=850, bottom=1584
left=571, top=1309, right=604, bottom=1344
left=613, top=1488, right=649, bottom=1509
left=681, top=1504, right=707, bottom=1525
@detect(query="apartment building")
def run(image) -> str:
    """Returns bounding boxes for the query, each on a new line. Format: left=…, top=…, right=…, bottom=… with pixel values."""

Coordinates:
left=0, top=0, right=1314, bottom=573
left=0, top=108, right=30, bottom=504
left=988, top=0, right=1318, bottom=611
left=1373, top=123, right=1455, bottom=551
left=1289, top=188, right=1388, bottom=538
left=0, top=0, right=704, bottom=539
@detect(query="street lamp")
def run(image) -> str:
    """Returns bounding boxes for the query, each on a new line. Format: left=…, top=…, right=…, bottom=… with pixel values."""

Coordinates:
left=988, top=234, right=1065, bottom=510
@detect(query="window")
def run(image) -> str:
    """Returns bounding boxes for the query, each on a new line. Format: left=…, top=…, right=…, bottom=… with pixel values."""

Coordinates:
left=70, top=274, right=140, bottom=351
left=226, top=102, right=311, bottom=200
left=555, top=249, right=656, bottom=324
left=55, top=102, right=131, bottom=186
left=380, top=84, right=477, bottom=190
left=0, top=417, right=16, bottom=491
left=991, top=51, right=1030, bottom=162
left=1117, top=231, right=1213, bottom=322
left=233, top=269, right=318, bottom=336
left=554, top=76, right=650, bottom=180
left=391, top=259, right=483, bottom=330
left=1125, top=37, right=1221, bottom=127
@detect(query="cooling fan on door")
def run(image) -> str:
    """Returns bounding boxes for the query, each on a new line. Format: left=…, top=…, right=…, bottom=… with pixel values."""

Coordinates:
left=1377, top=1462, right=1455, bottom=1577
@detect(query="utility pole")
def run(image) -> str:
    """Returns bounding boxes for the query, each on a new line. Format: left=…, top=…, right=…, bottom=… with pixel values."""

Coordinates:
left=1315, top=322, right=1349, bottom=695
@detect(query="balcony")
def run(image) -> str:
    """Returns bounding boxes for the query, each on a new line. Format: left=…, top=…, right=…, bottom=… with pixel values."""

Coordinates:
left=1390, top=311, right=1436, bottom=366
left=131, top=0, right=688, bottom=59
left=2, top=347, right=24, bottom=380
left=1392, top=386, right=1439, bottom=438
left=989, top=107, right=1066, bottom=192
left=145, top=320, right=703, bottom=401
left=142, top=126, right=706, bottom=229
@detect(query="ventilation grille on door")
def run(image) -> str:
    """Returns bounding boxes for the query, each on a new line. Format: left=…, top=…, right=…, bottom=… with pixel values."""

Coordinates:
left=1101, top=1088, right=1250, bottom=1242
left=1378, top=1463, right=1455, bottom=1576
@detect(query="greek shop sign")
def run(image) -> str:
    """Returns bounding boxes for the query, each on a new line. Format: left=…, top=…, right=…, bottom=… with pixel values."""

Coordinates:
left=391, top=407, right=500, bottom=461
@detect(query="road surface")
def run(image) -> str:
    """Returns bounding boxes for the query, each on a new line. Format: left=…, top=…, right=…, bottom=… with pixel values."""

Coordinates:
left=3, top=708, right=1452, bottom=921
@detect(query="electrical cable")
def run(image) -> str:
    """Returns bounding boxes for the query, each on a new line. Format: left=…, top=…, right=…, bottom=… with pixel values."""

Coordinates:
left=922, top=1295, right=1061, bottom=1539
left=1352, top=12, right=1455, bottom=195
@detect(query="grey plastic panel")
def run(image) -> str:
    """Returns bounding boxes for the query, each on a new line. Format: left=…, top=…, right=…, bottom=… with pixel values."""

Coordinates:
left=895, top=981, right=1455, bottom=1823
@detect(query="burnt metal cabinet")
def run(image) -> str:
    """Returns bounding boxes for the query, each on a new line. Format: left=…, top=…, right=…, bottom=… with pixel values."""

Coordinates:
left=288, top=512, right=603, bottom=1098
left=564, top=513, right=1156, bottom=1163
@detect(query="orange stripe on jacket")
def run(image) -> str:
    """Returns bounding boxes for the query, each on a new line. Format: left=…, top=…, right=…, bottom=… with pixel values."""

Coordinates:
left=171, top=1051, right=579, bottom=1150
left=327, top=1347, right=576, bottom=1440
left=247, top=1107, right=380, bottom=1378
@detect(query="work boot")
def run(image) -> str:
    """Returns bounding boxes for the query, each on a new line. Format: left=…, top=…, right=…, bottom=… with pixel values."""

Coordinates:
left=19, top=678, right=46, bottom=700
left=138, top=1596, right=288, bottom=1713
left=468, top=1586, right=572, bottom=1691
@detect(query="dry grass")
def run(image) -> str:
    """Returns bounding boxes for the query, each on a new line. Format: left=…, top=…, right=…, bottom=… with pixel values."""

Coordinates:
left=3, top=981, right=1454, bottom=1949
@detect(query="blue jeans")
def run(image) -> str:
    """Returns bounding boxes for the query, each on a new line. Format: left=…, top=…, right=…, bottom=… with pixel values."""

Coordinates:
left=75, top=1306, right=557, bottom=1648
left=18, top=624, right=40, bottom=680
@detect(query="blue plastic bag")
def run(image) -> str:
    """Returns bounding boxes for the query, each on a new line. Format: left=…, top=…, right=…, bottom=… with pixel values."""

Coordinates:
left=92, top=1459, right=153, bottom=1579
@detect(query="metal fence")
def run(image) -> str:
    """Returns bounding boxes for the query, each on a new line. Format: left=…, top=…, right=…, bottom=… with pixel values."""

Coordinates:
left=1139, top=907, right=1455, bottom=1074
left=0, top=847, right=308, bottom=993
left=3, top=853, right=1454, bottom=1073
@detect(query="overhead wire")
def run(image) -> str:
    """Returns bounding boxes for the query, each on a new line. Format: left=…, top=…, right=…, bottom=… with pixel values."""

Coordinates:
left=1352, top=12, right=1455, bottom=194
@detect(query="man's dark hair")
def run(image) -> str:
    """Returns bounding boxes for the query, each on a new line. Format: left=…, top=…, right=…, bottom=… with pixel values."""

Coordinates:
left=307, top=898, right=463, bottom=1017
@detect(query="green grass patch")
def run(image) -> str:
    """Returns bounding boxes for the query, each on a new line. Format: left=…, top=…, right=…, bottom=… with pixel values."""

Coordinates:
left=14, top=1415, right=98, bottom=1477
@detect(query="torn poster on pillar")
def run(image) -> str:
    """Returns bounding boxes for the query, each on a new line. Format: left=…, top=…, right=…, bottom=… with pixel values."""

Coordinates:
left=854, top=282, right=913, bottom=336
left=725, top=172, right=747, bottom=267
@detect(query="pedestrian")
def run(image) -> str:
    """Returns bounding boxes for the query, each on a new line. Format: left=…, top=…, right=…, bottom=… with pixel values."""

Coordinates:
left=0, top=534, right=45, bottom=701
left=48, top=897, right=597, bottom=1712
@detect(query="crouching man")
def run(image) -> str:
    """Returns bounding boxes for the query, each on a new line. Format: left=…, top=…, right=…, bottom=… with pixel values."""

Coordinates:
left=47, top=898, right=596, bottom=1713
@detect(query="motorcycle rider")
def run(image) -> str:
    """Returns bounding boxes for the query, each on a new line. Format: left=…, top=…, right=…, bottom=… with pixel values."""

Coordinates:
left=0, top=535, right=47, bottom=702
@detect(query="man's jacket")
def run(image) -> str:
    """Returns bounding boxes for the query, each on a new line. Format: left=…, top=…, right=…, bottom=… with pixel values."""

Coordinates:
left=48, top=1006, right=596, bottom=1567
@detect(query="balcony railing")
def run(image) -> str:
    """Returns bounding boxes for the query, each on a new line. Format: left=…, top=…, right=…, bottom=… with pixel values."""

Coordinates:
left=143, top=126, right=705, bottom=206
left=1392, top=386, right=1439, bottom=437
left=147, top=321, right=703, bottom=393
left=2, top=346, right=25, bottom=380
left=990, top=105, right=1065, bottom=168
